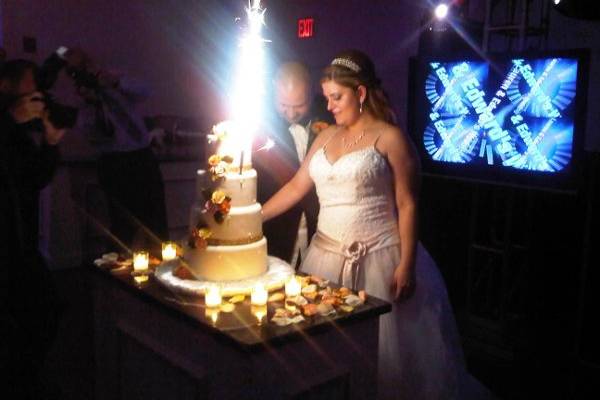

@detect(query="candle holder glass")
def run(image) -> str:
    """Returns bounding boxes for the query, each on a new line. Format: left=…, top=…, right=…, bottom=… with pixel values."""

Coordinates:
left=205, top=284, right=222, bottom=308
left=285, top=275, right=301, bottom=298
left=251, top=283, right=268, bottom=306
left=132, top=251, right=151, bottom=277
left=161, top=242, right=178, bottom=261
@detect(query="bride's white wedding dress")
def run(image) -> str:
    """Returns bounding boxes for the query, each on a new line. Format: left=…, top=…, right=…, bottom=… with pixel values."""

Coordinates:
left=301, top=144, right=490, bottom=400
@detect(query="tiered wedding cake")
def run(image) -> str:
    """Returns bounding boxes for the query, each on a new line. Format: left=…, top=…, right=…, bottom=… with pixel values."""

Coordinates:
left=184, top=121, right=268, bottom=281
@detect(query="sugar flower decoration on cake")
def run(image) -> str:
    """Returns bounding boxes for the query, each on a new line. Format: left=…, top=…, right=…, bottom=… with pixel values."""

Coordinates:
left=208, top=154, right=233, bottom=181
left=310, top=120, right=330, bottom=135
left=207, top=121, right=236, bottom=180
left=207, top=120, right=231, bottom=143
left=202, top=189, right=232, bottom=224
left=211, top=190, right=227, bottom=204
left=188, top=226, right=212, bottom=250
left=208, top=154, right=222, bottom=166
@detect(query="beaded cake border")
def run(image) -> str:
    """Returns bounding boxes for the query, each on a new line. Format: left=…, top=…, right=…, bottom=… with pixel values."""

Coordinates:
left=206, top=234, right=264, bottom=246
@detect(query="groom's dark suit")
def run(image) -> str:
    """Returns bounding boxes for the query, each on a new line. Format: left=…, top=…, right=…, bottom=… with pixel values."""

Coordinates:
left=255, top=98, right=331, bottom=264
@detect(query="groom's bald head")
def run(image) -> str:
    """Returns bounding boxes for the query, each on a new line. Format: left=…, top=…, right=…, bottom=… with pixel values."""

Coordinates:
left=274, top=62, right=311, bottom=124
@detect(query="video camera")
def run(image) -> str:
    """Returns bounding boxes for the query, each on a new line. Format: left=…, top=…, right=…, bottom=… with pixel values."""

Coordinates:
left=40, top=46, right=100, bottom=91
left=35, top=46, right=87, bottom=129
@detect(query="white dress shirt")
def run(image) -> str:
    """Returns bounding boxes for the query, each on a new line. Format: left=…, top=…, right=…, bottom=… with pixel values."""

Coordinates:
left=288, top=122, right=310, bottom=267
left=288, top=123, right=310, bottom=162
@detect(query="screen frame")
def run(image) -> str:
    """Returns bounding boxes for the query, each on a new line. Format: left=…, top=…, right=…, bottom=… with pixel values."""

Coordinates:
left=407, top=48, right=590, bottom=193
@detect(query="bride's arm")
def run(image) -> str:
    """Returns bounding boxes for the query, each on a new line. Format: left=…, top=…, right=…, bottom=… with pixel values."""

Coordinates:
left=261, top=164, right=312, bottom=221
left=379, top=125, right=421, bottom=301
left=262, top=127, right=334, bottom=221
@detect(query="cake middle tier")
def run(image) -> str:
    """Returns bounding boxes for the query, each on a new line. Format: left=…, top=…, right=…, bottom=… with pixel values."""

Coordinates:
left=192, top=202, right=263, bottom=244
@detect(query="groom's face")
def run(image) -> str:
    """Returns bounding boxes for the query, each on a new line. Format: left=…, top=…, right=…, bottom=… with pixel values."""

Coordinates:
left=275, top=81, right=310, bottom=125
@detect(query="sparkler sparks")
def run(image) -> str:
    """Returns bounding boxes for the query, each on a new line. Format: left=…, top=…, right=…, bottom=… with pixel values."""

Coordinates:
left=222, top=0, right=270, bottom=163
left=231, top=0, right=268, bottom=133
left=256, top=138, right=275, bottom=152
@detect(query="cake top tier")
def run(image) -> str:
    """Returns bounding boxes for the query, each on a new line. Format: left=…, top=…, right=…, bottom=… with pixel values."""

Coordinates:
left=209, top=120, right=253, bottom=170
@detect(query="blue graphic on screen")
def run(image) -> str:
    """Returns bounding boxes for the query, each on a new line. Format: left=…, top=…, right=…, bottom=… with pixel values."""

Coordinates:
left=422, top=57, right=578, bottom=172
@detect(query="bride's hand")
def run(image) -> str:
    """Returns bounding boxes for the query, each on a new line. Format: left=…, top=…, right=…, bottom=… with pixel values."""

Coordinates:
left=390, top=265, right=416, bottom=301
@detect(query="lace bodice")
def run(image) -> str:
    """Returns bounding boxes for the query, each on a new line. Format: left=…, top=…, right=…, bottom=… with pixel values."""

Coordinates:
left=309, top=146, right=398, bottom=243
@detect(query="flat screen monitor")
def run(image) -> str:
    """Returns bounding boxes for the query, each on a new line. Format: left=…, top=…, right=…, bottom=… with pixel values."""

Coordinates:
left=409, top=49, right=589, bottom=192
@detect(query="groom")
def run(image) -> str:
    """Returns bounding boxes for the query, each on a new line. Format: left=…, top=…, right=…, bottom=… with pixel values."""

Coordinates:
left=255, top=62, right=332, bottom=268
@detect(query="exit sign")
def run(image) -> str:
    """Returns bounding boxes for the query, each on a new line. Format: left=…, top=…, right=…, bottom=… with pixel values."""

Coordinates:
left=297, top=18, right=314, bottom=39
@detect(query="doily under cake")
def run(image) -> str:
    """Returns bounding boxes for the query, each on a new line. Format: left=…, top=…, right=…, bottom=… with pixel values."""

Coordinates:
left=155, top=256, right=295, bottom=297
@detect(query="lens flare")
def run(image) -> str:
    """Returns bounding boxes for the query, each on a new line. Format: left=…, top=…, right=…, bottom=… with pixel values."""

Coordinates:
left=434, top=4, right=449, bottom=20
left=231, top=0, right=267, bottom=136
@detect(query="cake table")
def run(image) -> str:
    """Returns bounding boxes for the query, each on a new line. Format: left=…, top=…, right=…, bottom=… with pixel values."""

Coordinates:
left=89, top=262, right=391, bottom=400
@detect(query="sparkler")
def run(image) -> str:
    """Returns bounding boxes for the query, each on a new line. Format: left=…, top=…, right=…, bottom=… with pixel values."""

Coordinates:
left=214, top=1, right=274, bottom=167
left=210, top=0, right=271, bottom=169
left=230, top=0, right=267, bottom=142
left=231, top=1, right=268, bottom=171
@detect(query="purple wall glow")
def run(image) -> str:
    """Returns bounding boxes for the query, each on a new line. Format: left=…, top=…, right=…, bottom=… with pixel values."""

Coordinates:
left=265, top=0, right=600, bottom=151
left=266, top=0, right=426, bottom=131
left=2, top=0, right=599, bottom=151
left=0, top=0, right=238, bottom=122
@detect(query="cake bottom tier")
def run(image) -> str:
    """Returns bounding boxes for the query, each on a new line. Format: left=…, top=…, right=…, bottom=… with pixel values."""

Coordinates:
left=183, top=237, right=267, bottom=281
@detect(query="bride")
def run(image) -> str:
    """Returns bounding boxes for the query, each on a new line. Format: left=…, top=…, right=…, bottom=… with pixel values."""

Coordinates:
left=262, top=50, right=490, bottom=400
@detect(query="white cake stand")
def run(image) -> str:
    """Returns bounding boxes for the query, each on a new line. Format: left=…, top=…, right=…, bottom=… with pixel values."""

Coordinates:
left=154, top=256, right=295, bottom=297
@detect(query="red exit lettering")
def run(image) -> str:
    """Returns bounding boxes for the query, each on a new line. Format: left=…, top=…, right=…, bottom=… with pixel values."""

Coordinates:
left=297, top=18, right=314, bottom=39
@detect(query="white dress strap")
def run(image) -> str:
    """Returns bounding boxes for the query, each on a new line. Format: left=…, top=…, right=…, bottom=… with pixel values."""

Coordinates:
left=371, top=130, right=384, bottom=148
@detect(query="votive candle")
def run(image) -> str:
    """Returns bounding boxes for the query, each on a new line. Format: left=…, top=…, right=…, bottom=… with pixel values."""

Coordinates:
left=285, top=276, right=301, bottom=297
left=161, top=242, right=177, bottom=261
left=205, top=285, right=222, bottom=308
left=132, top=251, right=149, bottom=272
left=251, top=283, right=268, bottom=306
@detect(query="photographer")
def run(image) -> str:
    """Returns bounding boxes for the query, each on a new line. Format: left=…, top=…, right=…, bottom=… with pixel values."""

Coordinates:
left=0, top=59, right=65, bottom=399
left=65, top=48, right=168, bottom=254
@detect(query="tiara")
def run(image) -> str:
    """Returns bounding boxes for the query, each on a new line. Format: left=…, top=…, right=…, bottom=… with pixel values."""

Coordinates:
left=331, top=58, right=361, bottom=73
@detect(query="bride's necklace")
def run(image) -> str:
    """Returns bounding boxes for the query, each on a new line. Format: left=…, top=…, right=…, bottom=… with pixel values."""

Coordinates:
left=341, top=129, right=366, bottom=150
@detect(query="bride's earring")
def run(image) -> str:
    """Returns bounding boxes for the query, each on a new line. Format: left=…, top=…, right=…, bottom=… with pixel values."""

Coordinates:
left=359, top=100, right=363, bottom=114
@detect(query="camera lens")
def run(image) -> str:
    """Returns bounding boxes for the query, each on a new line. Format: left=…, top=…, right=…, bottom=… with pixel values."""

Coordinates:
left=45, top=96, right=78, bottom=129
